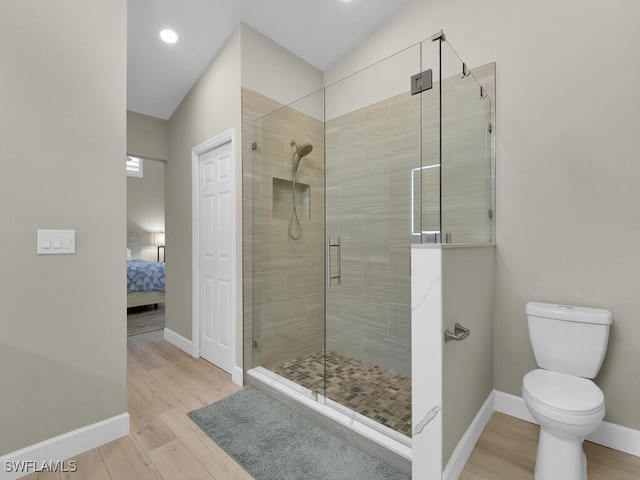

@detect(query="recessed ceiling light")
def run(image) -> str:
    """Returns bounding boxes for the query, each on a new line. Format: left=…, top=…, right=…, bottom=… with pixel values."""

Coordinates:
left=160, top=29, right=178, bottom=44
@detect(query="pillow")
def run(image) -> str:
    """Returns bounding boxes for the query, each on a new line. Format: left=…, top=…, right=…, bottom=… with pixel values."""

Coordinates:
left=127, top=248, right=132, bottom=261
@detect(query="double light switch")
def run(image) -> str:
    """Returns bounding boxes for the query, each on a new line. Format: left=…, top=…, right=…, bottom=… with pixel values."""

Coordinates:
left=37, top=229, right=75, bottom=254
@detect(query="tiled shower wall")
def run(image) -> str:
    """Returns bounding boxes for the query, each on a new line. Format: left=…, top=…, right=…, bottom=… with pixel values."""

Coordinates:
left=243, top=88, right=325, bottom=371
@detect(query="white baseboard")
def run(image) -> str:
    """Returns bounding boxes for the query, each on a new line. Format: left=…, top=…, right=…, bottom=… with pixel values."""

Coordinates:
left=494, top=390, right=640, bottom=458
left=494, top=390, right=535, bottom=423
left=443, top=391, right=495, bottom=480
left=588, top=420, right=640, bottom=457
left=0, top=413, right=129, bottom=480
left=164, top=328, right=243, bottom=386
left=163, top=327, right=193, bottom=356
left=444, top=390, right=640, bottom=480
left=232, top=366, right=244, bottom=387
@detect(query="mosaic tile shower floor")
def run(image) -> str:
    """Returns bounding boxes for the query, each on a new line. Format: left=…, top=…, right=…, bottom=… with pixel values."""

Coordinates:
left=272, top=351, right=412, bottom=437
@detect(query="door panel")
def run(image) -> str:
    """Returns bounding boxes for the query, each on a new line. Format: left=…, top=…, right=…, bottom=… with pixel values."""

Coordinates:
left=199, top=140, right=234, bottom=374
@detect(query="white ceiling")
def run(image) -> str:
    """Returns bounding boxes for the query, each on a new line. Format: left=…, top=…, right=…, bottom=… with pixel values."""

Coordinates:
left=127, top=0, right=410, bottom=120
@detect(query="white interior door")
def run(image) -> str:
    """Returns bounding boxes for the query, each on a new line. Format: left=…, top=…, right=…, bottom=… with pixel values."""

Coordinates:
left=198, top=139, right=234, bottom=374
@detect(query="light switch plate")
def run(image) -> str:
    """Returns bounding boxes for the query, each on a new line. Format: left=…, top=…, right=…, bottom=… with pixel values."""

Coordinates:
left=38, top=230, right=75, bottom=254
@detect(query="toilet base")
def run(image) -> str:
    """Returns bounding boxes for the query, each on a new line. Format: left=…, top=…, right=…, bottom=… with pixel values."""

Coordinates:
left=534, top=428, right=587, bottom=480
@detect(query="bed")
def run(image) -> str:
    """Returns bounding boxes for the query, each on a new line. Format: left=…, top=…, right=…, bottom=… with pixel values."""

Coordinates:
left=127, top=245, right=165, bottom=309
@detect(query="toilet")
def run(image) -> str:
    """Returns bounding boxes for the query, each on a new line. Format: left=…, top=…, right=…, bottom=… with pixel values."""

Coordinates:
left=523, top=302, right=612, bottom=480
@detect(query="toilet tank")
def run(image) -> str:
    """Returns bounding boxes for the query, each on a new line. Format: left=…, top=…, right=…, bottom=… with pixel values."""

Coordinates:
left=526, top=302, right=612, bottom=378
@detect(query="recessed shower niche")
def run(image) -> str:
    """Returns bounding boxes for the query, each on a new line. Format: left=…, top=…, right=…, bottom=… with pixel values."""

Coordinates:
left=272, top=177, right=310, bottom=220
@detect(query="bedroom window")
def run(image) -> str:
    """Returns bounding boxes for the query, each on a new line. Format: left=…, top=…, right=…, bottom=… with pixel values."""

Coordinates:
left=126, top=156, right=143, bottom=178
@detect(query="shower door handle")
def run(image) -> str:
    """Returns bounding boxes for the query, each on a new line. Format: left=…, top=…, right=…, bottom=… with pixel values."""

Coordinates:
left=327, top=236, right=341, bottom=286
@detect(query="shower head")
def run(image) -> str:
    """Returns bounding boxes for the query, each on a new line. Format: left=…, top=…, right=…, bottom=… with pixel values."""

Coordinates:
left=296, top=143, right=313, bottom=158
left=291, top=141, right=314, bottom=172
left=291, top=141, right=313, bottom=159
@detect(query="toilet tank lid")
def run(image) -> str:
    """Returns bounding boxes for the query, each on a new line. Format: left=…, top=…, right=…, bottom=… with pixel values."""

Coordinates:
left=526, top=302, right=612, bottom=325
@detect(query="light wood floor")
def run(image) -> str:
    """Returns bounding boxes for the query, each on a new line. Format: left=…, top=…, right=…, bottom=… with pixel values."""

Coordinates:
left=23, top=331, right=640, bottom=479
left=24, top=330, right=252, bottom=480
left=460, top=411, right=640, bottom=479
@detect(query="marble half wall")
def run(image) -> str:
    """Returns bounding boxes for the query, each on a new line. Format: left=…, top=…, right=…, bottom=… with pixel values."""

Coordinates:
left=411, top=245, right=443, bottom=480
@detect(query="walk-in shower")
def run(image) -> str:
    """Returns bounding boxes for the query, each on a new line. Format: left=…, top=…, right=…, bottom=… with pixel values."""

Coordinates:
left=244, top=31, right=495, bottom=473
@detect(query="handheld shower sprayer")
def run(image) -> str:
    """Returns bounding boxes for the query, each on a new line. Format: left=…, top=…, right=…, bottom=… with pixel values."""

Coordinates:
left=290, top=141, right=313, bottom=173
left=288, top=140, right=314, bottom=240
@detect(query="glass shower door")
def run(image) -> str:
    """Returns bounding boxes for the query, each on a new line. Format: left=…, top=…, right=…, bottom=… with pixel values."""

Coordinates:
left=250, top=89, right=326, bottom=395
left=323, top=45, right=423, bottom=436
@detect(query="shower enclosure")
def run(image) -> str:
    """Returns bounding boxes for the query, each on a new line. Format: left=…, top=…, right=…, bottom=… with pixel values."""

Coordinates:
left=245, top=31, right=494, bottom=465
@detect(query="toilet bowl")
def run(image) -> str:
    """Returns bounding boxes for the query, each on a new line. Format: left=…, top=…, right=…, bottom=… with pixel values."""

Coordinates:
left=523, top=302, right=612, bottom=480
left=523, top=369, right=605, bottom=480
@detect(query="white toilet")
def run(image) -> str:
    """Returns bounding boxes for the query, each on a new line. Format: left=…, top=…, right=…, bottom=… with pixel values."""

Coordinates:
left=523, top=302, right=612, bottom=480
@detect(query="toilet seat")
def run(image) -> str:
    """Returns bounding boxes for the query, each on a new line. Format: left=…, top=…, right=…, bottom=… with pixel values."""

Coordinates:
left=524, top=369, right=604, bottom=414
left=523, top=369, right=605, bottom=424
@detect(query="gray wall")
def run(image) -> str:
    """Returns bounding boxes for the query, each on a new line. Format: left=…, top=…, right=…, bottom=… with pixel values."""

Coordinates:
left=326, top=0, right=640, bottom=430
left=442, top=246, right=495, bottom=465
left=166, top=26, right=243, bottom=354
left=127, top=159, right=165, bottom=262
left=0, top=0, right=127, bottom=454
left=241, top=24, right=324, bottom=111
left=127, top=110, right=169, bottom=162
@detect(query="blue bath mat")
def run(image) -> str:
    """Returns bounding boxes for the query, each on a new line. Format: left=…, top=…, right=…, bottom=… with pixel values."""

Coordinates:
left=188, top=387, right=410, bottom=480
